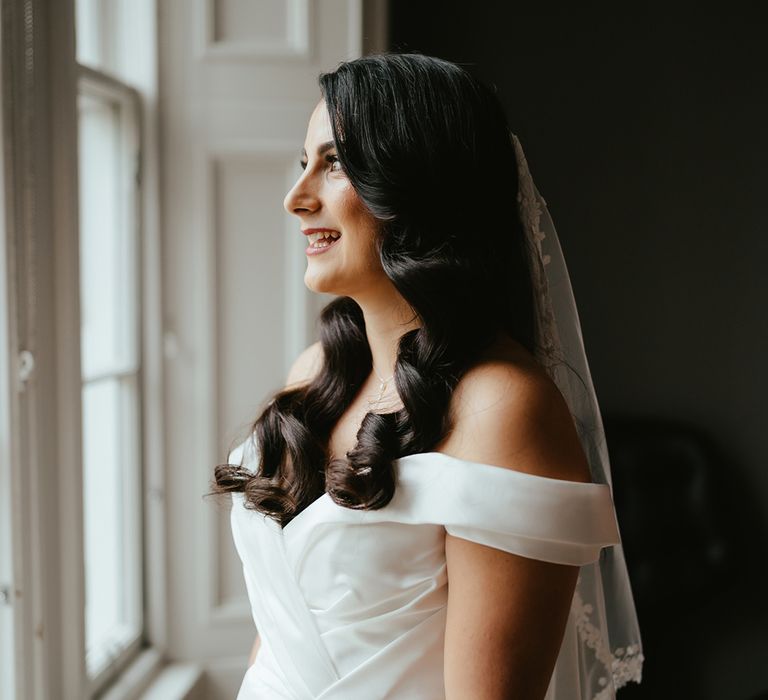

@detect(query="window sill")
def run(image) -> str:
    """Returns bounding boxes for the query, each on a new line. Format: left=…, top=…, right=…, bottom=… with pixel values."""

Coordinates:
left=100, top=649, right=205, bottom=700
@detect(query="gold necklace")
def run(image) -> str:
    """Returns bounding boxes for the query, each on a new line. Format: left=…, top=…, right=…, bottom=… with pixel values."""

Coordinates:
left=366, top=367, right=395, bottom=409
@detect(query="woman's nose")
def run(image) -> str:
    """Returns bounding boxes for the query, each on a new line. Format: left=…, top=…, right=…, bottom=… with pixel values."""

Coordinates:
left=283, top=173, right=320, bottom=216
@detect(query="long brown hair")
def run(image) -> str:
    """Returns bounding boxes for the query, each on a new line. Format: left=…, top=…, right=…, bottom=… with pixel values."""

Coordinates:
left=208, top=53, right=535, bottom=528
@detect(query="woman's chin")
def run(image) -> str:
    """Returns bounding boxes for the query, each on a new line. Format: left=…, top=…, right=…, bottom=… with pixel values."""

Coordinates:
left=304, top=271, right=341, bottom=296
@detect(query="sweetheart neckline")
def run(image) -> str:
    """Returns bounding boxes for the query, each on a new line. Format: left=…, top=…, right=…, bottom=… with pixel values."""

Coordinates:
left=281, top=491, right=332, bottom=534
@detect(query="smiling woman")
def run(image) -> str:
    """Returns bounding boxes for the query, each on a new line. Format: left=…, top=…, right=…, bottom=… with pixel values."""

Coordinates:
left=209, top=52, right=643, bottom=699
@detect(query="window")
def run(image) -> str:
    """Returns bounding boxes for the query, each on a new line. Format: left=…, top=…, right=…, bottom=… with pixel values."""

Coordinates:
left=76, top=0, right=145, bottom=692
left=2, top=0, right=161, bottom=695
left=77, top=77, right=143, bottom=683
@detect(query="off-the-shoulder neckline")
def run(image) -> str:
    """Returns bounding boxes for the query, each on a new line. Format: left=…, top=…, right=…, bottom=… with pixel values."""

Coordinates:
left=396, top=451, right=603, bottom=488
left=232, top=447, right=609, bottom=537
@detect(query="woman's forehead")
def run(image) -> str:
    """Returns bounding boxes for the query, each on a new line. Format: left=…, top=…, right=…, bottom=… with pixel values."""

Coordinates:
left=309, top=100, right=329, bottom=128
left=304, top=101, right=333, bottom=149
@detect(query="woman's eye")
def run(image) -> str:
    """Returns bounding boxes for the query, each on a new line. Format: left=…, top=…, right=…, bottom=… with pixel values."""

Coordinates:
left=326, top=154, right=343, bottom=172
left=298, top=155, right=343, bottom=173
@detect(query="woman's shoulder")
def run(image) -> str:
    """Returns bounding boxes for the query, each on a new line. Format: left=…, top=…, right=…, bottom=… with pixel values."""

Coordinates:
left=284, top=340, right=324, bottom=390
left=436, top=334, right=592, bottom=484
left=450, top=333, right=553, bottom=419
left=460, top=333, right=547, bottom=389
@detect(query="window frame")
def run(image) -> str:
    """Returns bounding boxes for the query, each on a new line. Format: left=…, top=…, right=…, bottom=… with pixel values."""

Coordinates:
left=0, top=0, right=169, bottom=697
left=77, top=63, right=146, bottom=697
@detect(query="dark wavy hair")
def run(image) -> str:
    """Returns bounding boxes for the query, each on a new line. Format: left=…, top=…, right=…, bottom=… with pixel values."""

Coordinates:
left=209, top=52, right=539, bottom=528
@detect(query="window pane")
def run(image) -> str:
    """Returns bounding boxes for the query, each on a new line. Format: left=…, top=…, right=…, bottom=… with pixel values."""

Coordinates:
left=78, top=93, right=138, bottom=380
left=78, top=82, right=142, bottom=679
left=81, top=376, right=142, bottom=676
left=75, top=0, right=103, bottom=68
left=75, top=0, right=151, bottom=86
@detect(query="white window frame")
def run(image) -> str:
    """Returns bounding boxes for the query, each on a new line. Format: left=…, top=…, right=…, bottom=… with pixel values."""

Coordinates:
left=77, top=63, right=145, bottom=696
left=1, top=0, right=174, bottom=698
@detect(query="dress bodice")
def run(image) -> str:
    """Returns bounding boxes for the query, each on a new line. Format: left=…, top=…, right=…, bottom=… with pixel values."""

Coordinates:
left=228, top=436, right=621, bottom=699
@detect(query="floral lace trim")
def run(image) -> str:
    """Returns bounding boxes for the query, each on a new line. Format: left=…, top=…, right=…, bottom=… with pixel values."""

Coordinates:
left=572, top=590, right=644, bottom=700
left=511, top=134, right=560, bottom=367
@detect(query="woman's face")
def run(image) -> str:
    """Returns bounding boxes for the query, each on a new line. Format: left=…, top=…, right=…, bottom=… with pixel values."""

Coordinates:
left=283, top=100, right=385, bottom=297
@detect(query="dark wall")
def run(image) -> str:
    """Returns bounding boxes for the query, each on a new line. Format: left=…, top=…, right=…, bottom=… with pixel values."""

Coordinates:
left=389, top=7, right=767, bottom=699
left=389, top=7, right=767, bottom=532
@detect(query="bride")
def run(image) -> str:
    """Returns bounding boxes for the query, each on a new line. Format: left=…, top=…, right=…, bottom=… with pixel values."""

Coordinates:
left=212, top=52, right=643, bottom=699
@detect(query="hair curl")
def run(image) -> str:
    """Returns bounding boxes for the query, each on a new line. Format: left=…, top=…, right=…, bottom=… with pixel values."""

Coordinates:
left=209, top=53, right=538, bottom=528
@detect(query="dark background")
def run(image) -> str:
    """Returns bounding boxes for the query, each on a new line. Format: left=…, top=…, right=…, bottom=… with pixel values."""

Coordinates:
left=388, top=6, right=768, bottom=699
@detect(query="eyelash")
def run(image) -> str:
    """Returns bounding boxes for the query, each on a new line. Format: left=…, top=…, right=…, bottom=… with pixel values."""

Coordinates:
left=299, top=154, right=343, bottom=172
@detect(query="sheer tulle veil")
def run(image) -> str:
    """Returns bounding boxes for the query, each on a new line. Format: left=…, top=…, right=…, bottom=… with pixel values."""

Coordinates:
left=512, top=134, right=644, bottom=698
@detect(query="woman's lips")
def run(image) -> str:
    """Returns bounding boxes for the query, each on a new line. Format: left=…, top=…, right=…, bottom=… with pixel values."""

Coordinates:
left=305, top=234, right=342, bottom=256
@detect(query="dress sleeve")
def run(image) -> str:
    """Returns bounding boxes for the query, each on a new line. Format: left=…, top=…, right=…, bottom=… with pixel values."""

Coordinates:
left=226, top=436, right=259, bottom=509
left=227, top=435, right=259, bottom=473
left=391, top=452, right=621, bottom=566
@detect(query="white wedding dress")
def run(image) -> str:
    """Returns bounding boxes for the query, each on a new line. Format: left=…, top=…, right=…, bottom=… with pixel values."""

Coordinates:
left=229, top=436, right=622, bottom=699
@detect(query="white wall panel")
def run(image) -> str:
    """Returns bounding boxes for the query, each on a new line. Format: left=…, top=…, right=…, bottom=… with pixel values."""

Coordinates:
left=212, top=153, right=291, bottom=432
left=203, top=151, right=297, bottom=628
left=202, top=0, right=311, bottom=60
left=212, top=0, right=289, bottom=43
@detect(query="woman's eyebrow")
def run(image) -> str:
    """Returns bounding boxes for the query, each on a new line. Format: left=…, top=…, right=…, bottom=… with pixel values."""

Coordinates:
left=301, top=140, right=336, bottom=158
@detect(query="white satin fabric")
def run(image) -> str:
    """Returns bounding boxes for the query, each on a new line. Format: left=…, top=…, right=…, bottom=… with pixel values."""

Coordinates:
left=229, top=437, right=621, bottom=699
